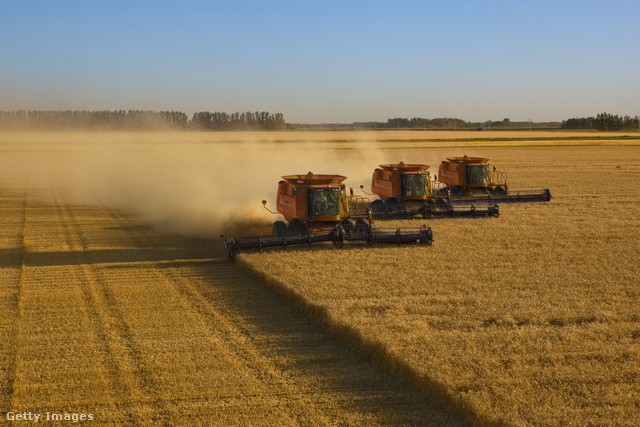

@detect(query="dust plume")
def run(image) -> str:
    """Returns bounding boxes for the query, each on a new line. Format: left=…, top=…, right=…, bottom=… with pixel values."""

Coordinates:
left=0, top=132, right=391, bottom=238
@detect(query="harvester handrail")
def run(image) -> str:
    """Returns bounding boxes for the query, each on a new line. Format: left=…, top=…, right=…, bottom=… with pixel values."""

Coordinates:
left=492, top=170, right=508, bottom=187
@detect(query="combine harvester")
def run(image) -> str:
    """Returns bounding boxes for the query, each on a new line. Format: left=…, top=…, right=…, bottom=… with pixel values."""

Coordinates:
left=436, top=155, right=552, bottom=203
left=223, top=172, right=433, bottom=261
left=365, top=162, right=500, bottom=219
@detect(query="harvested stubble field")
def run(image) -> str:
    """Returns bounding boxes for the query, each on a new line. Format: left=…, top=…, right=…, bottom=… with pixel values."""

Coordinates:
left=239, top=137, right=640, bottom=426
left=1, top=131, right=639, bottom=426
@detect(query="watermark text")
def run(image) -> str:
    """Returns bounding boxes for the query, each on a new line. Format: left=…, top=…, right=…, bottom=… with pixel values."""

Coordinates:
left=5, top=412, right=94, bottom=422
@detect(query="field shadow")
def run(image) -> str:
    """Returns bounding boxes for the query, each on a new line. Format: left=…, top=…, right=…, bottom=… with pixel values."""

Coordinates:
left=180, top=242, right=470, bottom=426
left=96, top=235, right=468, bottom=425
left=21, top=247, right=211, bottom=267
left=0, top=248, right=23, bottom=267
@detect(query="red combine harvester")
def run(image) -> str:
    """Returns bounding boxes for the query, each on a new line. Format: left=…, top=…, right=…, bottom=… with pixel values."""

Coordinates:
left=366, top=162, right=499, bottom=218
left=437, top=155, right=551, bottom=203
left=223, top=172, right=433, bottom=261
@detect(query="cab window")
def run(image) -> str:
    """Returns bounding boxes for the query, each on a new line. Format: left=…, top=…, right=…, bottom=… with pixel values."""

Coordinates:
left=402, top=174, right=427, bottom=197
left=466, top=165, right=488, bottom=184
left=310, top=188, right=340, bottom=216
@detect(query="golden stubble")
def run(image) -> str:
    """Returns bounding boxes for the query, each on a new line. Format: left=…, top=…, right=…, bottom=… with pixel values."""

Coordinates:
left=240, top=144, right=640, bottom=426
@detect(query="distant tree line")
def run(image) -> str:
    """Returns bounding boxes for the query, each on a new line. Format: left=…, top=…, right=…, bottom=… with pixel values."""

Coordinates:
left=191, top=111, right=285, bottom=130
left=561, top=113, right=639, bottom=131
left=352, top=117, right=560, bottom=129
left=0, top=110, right=286, bottom=131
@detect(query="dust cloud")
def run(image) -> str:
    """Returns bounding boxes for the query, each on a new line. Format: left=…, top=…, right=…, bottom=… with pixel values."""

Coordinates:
left=0, top=132, right=395, bottom=238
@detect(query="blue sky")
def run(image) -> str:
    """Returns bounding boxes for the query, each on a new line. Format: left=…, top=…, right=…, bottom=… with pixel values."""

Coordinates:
left=1, top=1, right=639, bottom=123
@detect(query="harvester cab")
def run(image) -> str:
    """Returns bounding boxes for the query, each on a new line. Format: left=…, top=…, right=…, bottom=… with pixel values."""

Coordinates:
left=367, top=162, right=499, bottom=219
left=371, top=162, right=431, bottom=201
left=270, top=172, right=363, bottom=236
left=438, top=156, right=500, bottom=193
left=223, top=171, right=433, bottom=261
left=437, top=155, right=552, bottom=203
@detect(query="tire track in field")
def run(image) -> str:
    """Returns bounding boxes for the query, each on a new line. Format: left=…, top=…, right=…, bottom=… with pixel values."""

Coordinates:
left=0, top=187, right=26, bottom=417
left=7, top=185, right=112, bottom=417
left=97, top=208, right=311, bottom=424
left=113, top=210, right=466, bottom=425
left=51, top=183, right=174, bottom=423
left=7, top=182, right=162, bottom=423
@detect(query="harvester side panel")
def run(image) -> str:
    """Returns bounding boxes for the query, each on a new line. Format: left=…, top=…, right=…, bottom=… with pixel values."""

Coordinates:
left=391, top=172, right=403, bottom=197
left=438, top=162, right=465, bottom=188
left=372, top=169, right=395, bottom=199
left=276, top=181, right=295, bottom=221
left=277, top=181, right=309, bottom=222
left=295, top=184, right=309, bottom=219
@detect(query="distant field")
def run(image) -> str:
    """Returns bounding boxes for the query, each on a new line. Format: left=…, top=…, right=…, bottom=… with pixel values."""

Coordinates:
left=1, top=131, right=639, bottom=426
left=1, top=129, right=639, bottom=146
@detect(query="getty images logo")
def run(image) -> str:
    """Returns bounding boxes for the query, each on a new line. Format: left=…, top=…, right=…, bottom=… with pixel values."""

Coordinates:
left=5, top=412, right=95, bottom=422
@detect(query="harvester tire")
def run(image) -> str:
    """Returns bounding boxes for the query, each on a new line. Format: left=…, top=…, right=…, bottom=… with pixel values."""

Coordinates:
left=288, top=218, right=306, bottom=236
left=371, top=199, right=385, bottom=213
left=386, top=198, right=398, bottom=212
left=342, top=220, right=356, bottom=235
left=223, top=237, right=237, bottom=262
left=355, top=218, right=370, bottom=235
left=272, top=221, right=287, bottom=238
left=421, top=226, right=434, bottom=245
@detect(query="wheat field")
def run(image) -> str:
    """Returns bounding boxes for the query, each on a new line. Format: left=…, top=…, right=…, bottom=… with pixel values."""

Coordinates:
left=1, top=131, right=639, bottom=425
left=240, top=143, right=640, bottom=426
left=0, top=132, right=470, bottom=425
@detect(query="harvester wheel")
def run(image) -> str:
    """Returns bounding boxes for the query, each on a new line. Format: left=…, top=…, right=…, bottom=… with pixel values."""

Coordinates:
left=371, top=199, right=385, bottom=214
left=420, top=202, right=432, bottom=219
left=288, top=218, right=306, bottom=236
left=223, top=237, right=237, bottom=262
left=419, top=225, right=434, bottom=245
left=450, top=186, right=463, bottom=196
left=355, top=218, right=370, bottom=235
left=272, top=221, right=287, bottom=238
left=342, top=220, right=356, bottom=235
left=330, top=228, right=344, bottom=248
left=434, top=188, right=447, bottom=197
